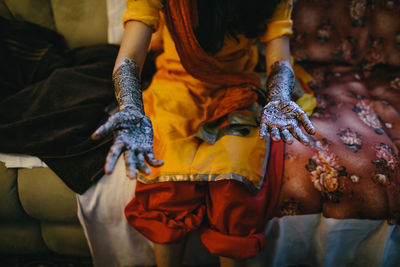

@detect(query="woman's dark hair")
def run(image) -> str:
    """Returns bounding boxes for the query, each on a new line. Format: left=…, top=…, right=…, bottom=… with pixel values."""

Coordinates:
left=195, top=0, right=281, bottom=54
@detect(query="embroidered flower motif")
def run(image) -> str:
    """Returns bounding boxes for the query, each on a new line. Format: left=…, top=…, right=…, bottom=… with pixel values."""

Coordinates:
left=390, top=77, right=400, bottom=90
left=292, top=49, right=309, bottom=62
left=280, top=199, right=302, bottom=216
left=386, top=1, right=395, bottom=8
left=362, top=37, right=386, bottom=70
left=350, top=174, right=360, bottom=183
left=372, top=143, right=400, bottom=171
left=316, top=95, right=329, bottom=109
left=350, top=0, right=367, bottom=27
left=293, top=31, right=307, bottom=45
left=305, top=138, right=349, bottom=202
left=308, top=68, right=328, bottom=90
left=310, top=164, right=339, bottom=192
left=371, top=143, right=400, bottom=185
left=385, top=0, right=400, bottom=8
left=352, top=99, right=385, bottom=134
left=312, top=94, right=336, bottom=120
left=385, top=123, right=393, bottom=129
left=316, top=21, right=333, bottom=44
left=291, top=32, right=308, bottom=61
left=337, top=128, right=362, bottom=152
left=372, top=173, right=388, bottom=185
left=332, top=38, right=355, bottom=62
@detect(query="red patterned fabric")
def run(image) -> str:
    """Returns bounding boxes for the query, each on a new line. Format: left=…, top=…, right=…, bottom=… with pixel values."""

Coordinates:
left=124, top=140, right=284, bottom=260
left=291, top=0, right=400, bottom=68
left=274, top=0, right=400, bottom=222
left=276, top=64, right=400, bottom=221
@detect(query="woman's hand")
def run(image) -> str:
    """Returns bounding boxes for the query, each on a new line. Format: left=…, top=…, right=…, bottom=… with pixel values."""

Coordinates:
left=259, top=60, right=315, bottom=145
left=259, top=99, right=315, bottom=145
left=92, top=21, right=162, bottom=179
left=91, top=107, right=163, bottom=179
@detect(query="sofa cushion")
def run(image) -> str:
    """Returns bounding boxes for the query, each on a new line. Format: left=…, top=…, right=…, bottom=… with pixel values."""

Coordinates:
left=4, top=0, right=55, bottom=30
left=50, top=0, right=108, bottom=48
left=41, top=222, right=90, bottom=256
left=18, top=167, right=78, bottom=223
left=0, top=1, right=12, bottom=19
left=0, top=222, right=49, bottom=254
left=0, top=162, right=31, bottom=221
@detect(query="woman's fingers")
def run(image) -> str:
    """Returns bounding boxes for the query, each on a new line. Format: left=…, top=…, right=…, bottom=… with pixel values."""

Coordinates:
left=270, top=127, right=281, bottom=142
left=124, top=150, right=138, bottom=179
left=91, top=119, right=118, bottom=140
left=289, top=124, right=310, bottom=145
left=91, top=110, right=141, bottom=141
left=145, top=152, right=164, bottom=167
left=281, top=128, right=293, bottom=144
left=259, top=123, right=269, bottom=139
left=136, top=152, right=151, bottom=175
left=298, top=111, right=316, bottom=135
left=105, top=141, right=124, bottom=174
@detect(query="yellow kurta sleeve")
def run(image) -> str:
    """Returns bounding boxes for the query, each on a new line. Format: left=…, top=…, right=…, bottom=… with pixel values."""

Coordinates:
left=122, top=0, right=164, bottom=31
left=259, top=0, right=293, bottom=43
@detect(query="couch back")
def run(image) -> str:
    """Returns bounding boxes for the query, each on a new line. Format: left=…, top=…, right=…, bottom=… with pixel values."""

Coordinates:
left=0, top=0, right=108, bottom=48
left=291, top=0, right=400, bottom=68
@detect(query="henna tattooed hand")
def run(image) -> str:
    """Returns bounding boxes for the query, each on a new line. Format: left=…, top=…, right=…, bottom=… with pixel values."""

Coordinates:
left=92, top=108, right=163, bottom=179
left=260, top=100, right=315, bottom=145
left=259, top=61, right=316, bottom=145
left=91, top=58, right=163, bottom=179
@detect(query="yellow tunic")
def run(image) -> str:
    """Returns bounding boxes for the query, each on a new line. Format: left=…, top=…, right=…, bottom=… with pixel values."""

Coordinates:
left=123, top=0, right=294, bottom=192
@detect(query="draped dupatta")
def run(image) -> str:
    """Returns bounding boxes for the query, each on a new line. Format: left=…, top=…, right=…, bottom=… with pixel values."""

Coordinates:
left=163, top=0, right=262, bottom=123
left=163, top=0, right=284, bottom=215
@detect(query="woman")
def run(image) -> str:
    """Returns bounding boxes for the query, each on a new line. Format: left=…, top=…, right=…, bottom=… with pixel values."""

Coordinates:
left=91, top=0, right=314, bottom=266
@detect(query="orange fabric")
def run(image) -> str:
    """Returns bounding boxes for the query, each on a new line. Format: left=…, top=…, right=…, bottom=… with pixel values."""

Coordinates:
left=124, top=140, right=284, bottom=259
left=125, top=182, right=206, bottom=243
left=123, top=0, right=293, bottom=43
left=119, top=0, right=289, bottom=190
left=259, top=0, right=293, bottom=43
left=123, top=0, right=163, bottom=30
left=164, top=0, right=261, bottom=123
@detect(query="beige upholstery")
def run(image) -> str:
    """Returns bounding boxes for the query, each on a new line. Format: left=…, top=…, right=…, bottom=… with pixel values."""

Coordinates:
left=51, top=0, right=108, bottom=48
left=1, top=0, right=108, bottom=48
left=4, top=0, right=55, bottom=30
left=0, top=0, right=108, bottom=255
left=18, top=168, right=78, bottom=223
left=0, top=162, right=90, bottom=256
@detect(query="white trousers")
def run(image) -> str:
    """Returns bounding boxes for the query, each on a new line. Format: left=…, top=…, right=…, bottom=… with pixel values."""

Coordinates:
left=76, top=157, right=155, bottom=267
left=76, top=157, right=400, bottom=267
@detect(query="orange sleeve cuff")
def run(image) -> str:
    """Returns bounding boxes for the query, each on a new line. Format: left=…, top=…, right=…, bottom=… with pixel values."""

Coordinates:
left=259, top=0, right=293, bottom=43
left=259, top=20, right=293, bottom=43
left=123, top=0, right=163, bottom=31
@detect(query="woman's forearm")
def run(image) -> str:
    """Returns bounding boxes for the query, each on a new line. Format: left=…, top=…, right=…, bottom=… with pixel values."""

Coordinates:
left=113, top=20, right=153, bottom=74
left=264, top=35, right=293, bottom=101
left=112, top=20, right=153, bottom=111
left=264, top=35, right=291, bottom=77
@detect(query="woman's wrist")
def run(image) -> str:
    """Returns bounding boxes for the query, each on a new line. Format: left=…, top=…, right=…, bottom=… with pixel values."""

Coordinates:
left=112, top=58, right=144, bottom=113
left=266, top=60, right=294, bottom=103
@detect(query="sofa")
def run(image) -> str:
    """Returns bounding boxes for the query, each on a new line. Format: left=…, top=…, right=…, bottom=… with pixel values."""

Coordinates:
left=1, top=0, right=400, bottom=265
left=0, top=0, right=109, bottom=256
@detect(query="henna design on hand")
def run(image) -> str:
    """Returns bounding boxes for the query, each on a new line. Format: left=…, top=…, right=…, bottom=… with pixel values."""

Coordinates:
left=113, top=58, right=144, bottom=113
left=92, top=107, right=163, bottom=179
left=266, top=61, right=294, bottom=103
left=91, top=58, right=163, bottom=178
left=260, top=61, right=316, bottom=145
